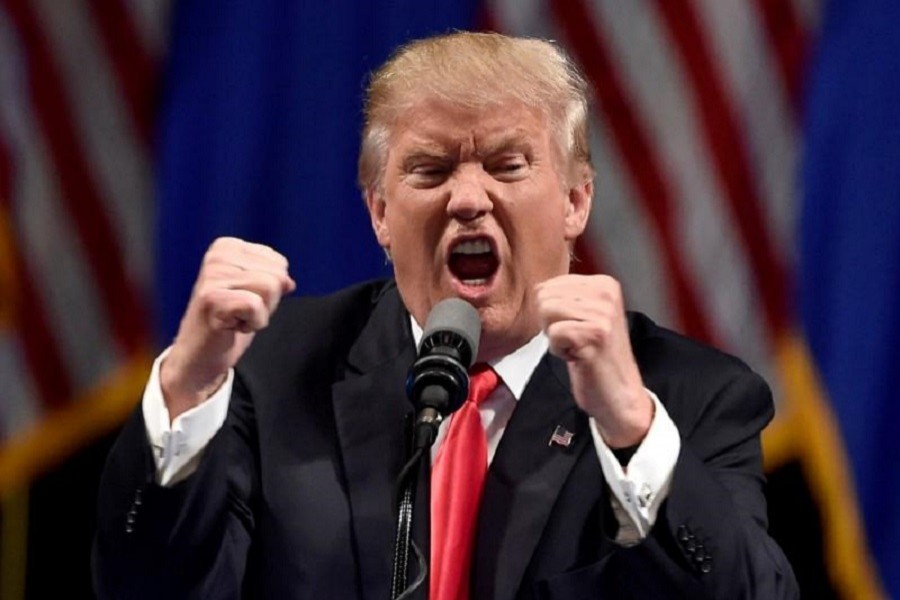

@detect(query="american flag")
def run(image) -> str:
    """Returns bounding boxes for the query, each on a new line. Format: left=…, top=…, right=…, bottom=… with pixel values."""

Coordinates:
left=0, top=1, right=890, bottom=598
left=0, top=0, right=166, bottom=496
left=548, top=425, right=574, bottom=448
left=491, top=0, right=806, bottom=407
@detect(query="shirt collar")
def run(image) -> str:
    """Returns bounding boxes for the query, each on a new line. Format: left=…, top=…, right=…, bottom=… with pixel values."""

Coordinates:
left=410, top=315, right=548, bottom=401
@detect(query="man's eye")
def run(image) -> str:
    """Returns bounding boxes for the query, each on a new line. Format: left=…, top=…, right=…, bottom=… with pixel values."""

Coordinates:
left=411, top=165, right=446, bottom=176
left=406, top=164, right=450, bottom=187
left=489, top=159, right=528, bottom=178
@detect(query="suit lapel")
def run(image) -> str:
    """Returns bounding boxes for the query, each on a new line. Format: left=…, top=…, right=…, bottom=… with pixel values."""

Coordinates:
left=331, top=285, right=420, bottom=600
left=473, top=355, right=591, bottom=600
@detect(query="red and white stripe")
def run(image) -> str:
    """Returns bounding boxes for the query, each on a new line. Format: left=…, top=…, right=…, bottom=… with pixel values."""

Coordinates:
left=0, top=0, right=165, bottom=446
left=490, top=0, right=817, bottom=407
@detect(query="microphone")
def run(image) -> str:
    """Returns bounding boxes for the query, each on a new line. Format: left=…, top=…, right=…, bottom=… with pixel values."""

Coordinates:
left=405, top=298, right=481, bottom=451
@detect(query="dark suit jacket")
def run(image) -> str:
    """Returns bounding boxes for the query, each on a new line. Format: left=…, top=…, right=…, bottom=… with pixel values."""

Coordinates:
left=93, top=279, right=798, bottom=599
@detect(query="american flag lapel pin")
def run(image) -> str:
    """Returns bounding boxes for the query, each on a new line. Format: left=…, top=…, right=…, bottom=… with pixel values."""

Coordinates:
left=548, top=425, right=574, bottom=448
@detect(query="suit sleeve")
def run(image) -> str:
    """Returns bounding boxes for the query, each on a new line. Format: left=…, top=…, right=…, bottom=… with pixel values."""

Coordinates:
left=614, top=371, right=797, bottom=598
left=92, top=374, right=259, bottom=599
left=538, top=370, right=799, bottom=600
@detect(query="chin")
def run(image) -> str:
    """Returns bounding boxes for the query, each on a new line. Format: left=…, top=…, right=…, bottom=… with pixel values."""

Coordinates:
left=475, top=312, right=531, bottom=358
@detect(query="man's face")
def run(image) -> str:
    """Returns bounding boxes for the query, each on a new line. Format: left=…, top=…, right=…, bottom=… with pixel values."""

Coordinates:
left=367, top=99, right=592, bottom=361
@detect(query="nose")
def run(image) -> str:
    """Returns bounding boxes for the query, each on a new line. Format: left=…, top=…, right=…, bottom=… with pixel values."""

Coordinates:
left=446, top=165, right=492, bottom=222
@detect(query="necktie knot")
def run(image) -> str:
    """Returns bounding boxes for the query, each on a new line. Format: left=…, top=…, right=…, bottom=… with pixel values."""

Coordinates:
left=467, top=363, right=499, bottom=407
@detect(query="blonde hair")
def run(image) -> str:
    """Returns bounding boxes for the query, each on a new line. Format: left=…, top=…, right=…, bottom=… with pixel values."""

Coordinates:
left=358, top=31, right=593, bottom=193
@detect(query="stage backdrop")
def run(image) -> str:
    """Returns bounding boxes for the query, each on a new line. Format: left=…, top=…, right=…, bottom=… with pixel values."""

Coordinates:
left=0, top=0, right=897, bottom=598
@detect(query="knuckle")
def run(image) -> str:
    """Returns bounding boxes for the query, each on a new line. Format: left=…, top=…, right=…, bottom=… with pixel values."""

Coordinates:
left=596, top=315, right=613, bottom=334
left=203, top=246, right=231, bottom=268
left=587, top=326, right=607, bottom=347
left=248, top=241, right=274, bottom=253
left=193, top=285, right=220, bottom=310
left=209, top=236, right=237, bottom=254
left=259, top=272, right=283, bottom=304
left=246, top=291, right=267, bottom=314
left=599, top=275, right=622, bottom=297
left=546, top=320, right=569, bottom=340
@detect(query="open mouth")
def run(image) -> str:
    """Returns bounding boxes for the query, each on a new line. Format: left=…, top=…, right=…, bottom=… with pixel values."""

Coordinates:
left=448, top=237, right=499, bottom=286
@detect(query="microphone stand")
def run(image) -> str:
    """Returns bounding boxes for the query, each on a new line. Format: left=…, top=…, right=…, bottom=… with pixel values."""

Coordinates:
left=390, top=410, right=442, bottom=599
left=392, top=297, right=478, bottom=599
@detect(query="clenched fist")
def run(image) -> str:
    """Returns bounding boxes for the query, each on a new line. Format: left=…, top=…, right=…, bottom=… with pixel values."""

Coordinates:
left=535, top=274, right=653, bottom=448
left=160, top=237, right=296, bottom=420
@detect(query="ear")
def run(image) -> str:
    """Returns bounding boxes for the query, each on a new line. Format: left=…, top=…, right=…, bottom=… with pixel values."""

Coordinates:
left=563, top=175, right=593, bottom=241
left=366, top=189, right=391, bottom=249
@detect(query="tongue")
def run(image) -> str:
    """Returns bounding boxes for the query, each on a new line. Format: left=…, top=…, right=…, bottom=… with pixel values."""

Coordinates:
left=449, top=253, right=498, bottom=281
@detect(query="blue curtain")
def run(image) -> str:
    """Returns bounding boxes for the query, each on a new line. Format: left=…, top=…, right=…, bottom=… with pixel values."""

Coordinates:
left=155, top=0, right=480, bottom=341
left=801, top=0, right=900, bottom=593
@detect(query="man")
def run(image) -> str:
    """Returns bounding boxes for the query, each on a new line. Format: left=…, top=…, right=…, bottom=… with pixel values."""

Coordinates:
left=94, top=32, right=798, bottom=599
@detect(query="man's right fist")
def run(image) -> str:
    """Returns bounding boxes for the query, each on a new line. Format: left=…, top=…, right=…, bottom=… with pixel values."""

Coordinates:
left=160, top=237, right=295, bottom=420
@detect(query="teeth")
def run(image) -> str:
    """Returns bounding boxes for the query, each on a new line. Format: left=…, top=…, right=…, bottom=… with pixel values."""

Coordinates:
left=452, top=239, right=491, bottom=255
left=461, top=278, right=487, bottom=285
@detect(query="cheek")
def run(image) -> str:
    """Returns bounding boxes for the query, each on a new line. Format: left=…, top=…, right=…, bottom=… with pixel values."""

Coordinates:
left=520, top=194, right=568, bottom=238
left=512, top=203, right=571, bottom=270
left=385, top=204, right=444, bottom=266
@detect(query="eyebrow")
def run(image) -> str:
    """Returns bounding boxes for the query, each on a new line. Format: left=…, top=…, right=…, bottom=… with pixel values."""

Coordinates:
left=397, top=135, right=454, bottom=160
left=398, top=130, right=537, bottom=166
left=475, top=133, right=535, bottom=158
left=399, top=150, right=454, bottom=173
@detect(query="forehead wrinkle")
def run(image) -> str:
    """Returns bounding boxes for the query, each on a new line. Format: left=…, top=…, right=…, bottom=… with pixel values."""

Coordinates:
left=393, top=102, right=548, bottom=165
left=472, top=130, right=536, bottom=159
left=393, top=136, right=456, bottom=170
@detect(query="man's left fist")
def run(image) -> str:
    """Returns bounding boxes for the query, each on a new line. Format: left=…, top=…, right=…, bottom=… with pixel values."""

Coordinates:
left=535, top=274, right=653, bottom=448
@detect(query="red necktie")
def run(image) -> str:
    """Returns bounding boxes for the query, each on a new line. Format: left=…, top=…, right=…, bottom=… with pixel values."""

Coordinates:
left=430, top=364, right=500, bottom=600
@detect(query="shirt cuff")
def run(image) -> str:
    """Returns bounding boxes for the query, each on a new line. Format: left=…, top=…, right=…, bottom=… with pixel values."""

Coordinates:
left=142, top=348, right=234, bottom=486
left=590, top=389, right=680, bottom=544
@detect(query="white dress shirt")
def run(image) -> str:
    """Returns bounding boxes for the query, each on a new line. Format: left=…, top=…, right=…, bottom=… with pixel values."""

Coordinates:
left=143, top=318, right=681, bottom=545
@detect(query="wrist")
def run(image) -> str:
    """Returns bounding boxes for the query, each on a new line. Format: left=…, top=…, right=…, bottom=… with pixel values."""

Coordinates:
left=592, top=389, right=655, bottom=448
left=160, top=352, right=228, bottom=421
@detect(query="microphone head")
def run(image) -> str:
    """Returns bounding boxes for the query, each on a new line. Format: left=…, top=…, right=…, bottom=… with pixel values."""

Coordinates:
left=418, top=298, right=481, bottom=368
left=406, top=298, right=482, bottom=416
